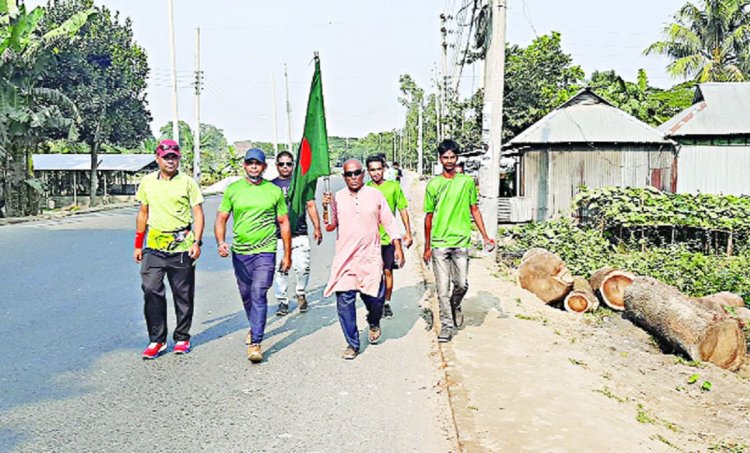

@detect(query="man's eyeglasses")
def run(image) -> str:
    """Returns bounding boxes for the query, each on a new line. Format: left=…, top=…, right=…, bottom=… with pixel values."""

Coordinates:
left=158, top=144, right=180, bottom=151
left=343, top=169, right=364, bottom=178
left=277, top=162, right=294, bottom=168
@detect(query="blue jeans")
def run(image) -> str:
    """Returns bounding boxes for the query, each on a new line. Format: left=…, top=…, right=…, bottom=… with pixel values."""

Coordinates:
left=336, top=281, right=385, bottom=351
left=232, top=252, right=276, bottom=344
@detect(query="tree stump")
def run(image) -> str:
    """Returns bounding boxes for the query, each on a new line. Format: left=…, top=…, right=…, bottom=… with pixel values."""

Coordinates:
left=563, top=276, right=599, bottom=314
left=624, top=277, right=746, bottom=371
left=517, top=249, right=573, bottom=304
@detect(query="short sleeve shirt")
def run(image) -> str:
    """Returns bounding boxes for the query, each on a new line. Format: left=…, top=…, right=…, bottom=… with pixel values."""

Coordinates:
left=218, top=179, right=288, bottom=254
left=367, top=180, right=408, bottom=245
left=424, top=174, right=477, bottom=248
left=135, top=171, right=204, bottom=252
left=271, top=177, right=309, bottom=238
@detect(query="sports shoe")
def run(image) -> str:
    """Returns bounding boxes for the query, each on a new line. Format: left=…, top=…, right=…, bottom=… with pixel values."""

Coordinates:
left=369, top=325, right=382, bottom=344
left=244, top=329, right=253, bottom=345
left=341, top=345, right=358, bottom=360
left=173, top=340, right=191, bottom=354
left=437, top=326, right=453, bottom=343
left=453, top=305, right=464, bottom=329
left=247, top=344, right=263, bottom=363
left=142, top=342, right=167, bottom=360
left=276, top=302, right=289, bottom=317
left=383, top=303, right=394, bottom=318
left=297, top=294, right=308, bottom=313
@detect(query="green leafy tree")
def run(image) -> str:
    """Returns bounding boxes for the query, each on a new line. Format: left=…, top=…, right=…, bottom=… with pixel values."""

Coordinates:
left=159, top=121, right=234, bottom=184
left=645, top=0, right=750, bottom=82
left=503, top=32, right=585, bottom=140
left=40, top=0, right=152, bottom=205
left=588, top=69, right=695, bottom=125
left=0, top=0, right=92, bottom=216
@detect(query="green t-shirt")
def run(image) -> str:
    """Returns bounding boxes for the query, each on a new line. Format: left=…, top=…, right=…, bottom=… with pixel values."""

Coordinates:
left=219, top=179, right=288, bottom=254
left=367, top=180, right=408, bottom=245
left=424, top=174, right=477, bottom=248
left=135, top=171, right=204, bottom=252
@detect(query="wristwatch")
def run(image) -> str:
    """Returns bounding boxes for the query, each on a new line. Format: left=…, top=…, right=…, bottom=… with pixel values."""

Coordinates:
left=197, top=239, right=203, bottom=246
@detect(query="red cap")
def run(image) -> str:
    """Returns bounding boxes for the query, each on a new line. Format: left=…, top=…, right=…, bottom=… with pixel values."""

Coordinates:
left=156, top=139, right=181, bottom=157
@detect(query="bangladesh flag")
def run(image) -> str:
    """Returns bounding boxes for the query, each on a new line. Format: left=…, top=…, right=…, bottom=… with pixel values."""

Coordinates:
left=288, top=54, right=331, bottom=232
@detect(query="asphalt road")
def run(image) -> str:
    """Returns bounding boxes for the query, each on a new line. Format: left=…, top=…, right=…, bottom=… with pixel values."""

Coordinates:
left=0, top=175, right=455, bottom=452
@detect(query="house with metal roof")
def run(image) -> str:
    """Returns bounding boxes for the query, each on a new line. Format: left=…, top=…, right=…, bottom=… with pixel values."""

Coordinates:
left=659, top=83, right=750, bottom=196
left=32, top=153, right=157, bottom=206
left=502, top=88, right=676, bottom=222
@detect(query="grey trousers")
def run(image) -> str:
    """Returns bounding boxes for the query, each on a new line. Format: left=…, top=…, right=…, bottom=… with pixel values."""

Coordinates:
left=431, top=247, right=469, bottom=329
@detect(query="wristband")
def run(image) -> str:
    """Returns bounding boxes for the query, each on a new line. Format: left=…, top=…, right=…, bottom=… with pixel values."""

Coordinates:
left=135, top=231, right=145, bottom=249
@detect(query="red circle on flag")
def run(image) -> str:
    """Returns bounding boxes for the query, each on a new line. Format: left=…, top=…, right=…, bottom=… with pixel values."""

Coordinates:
left=300, top=138, right=312, bottom=175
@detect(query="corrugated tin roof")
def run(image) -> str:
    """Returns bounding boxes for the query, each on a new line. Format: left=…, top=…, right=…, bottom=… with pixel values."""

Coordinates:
left=506, top=88, right=673, bottom=147
left=659, top=83, right=750, bottom=136
left=32, top=154, right=156, bottom=171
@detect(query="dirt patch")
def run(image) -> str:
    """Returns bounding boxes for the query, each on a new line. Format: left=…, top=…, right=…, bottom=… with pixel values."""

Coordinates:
left=408, top=176, right=750, bottom=452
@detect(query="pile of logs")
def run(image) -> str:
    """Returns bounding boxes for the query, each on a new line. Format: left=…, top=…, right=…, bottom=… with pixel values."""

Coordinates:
left=516, top=248, right=748, bottom=371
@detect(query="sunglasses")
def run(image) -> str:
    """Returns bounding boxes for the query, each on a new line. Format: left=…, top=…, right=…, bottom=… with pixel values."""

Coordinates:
left=343, top=169, right=364, bottom=178
left=277, top=162, right=294, bottom=167
left=158, top=144, right=180, bottom=151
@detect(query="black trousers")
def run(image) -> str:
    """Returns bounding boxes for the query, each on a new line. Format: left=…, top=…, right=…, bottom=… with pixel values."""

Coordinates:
left=140, top=251, right=195, bottom=343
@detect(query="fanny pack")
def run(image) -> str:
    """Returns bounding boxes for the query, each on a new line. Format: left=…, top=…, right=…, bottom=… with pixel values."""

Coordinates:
left=147, top=224, right=193, bottom=252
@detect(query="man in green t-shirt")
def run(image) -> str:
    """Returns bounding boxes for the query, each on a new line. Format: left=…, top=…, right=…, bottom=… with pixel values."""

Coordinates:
left=214, top=148, right=292, bottom=364
left=365, top=154, right=412, bottom=318
left=134, top=139, right=205, bottom=359
left=423, top=139, right=494, bottom=343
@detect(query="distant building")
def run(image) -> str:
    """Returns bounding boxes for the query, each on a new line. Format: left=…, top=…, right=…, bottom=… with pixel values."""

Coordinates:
left=659, top=83, right=750, bottom=196
left=32, top=154, right=157, bottom=207
left=502, top=88, right=676, bottom=222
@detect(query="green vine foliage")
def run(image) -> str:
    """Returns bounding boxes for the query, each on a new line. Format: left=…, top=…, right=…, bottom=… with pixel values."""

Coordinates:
left=573, top=186, right=750, bottom=232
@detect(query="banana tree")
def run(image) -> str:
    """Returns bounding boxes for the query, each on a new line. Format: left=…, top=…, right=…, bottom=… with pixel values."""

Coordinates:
left=0, top=0, right=92, bottom=216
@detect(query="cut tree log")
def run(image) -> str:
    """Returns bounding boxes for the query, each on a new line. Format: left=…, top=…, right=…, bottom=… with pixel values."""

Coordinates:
left=624, top=277, right=746, bottom=371
left=589, top=267, right=615, bottom=294
left=563, top=276, right=599, bottom=313
left=517, top=249, right=573, bottom=304
left=598, top=270, right=635, bottom=311
left=521, top=247, right=548, bottom=263
left=695, top=292, right=745, bottom=312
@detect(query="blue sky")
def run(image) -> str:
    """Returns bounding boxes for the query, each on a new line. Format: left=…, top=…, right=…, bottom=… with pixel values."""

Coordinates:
left=30, top=0, right=685, bottom=143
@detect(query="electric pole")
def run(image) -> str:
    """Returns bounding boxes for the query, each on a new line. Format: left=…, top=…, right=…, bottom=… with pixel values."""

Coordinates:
left=272, top=72, right=279, bottom=156
left=167, top=0, right=180, bottom=144
left=284, top=64, right=294, bottom=153
left=418, top=102, right=424, bottom=176
left=440, top=12, right=449, bottom=140
left=193, top=27, right=202, bottom=182
left=478, top=0, right=507, bottom=242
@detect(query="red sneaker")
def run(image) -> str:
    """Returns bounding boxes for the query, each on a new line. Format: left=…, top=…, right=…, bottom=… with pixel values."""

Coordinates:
left=142, top=342, right=167, bottom=359
left=173, top=340, right=191, bottom=355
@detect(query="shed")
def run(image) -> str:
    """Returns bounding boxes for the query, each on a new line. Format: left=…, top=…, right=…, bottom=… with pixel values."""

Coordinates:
left=502, top=88, right=676, bottom=222
left=659, top=83, right=750, bottom=196
left=32, top=153, right=157, bottom=205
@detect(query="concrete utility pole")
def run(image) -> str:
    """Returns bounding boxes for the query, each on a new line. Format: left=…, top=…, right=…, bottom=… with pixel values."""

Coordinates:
left=167, top=0, right=180, bottom=144
left=272, top=73, right=279, bottom=156
left=418, top=102, right=424, bottom=176
left=440, top=12, right=449, bottom=140
left=478, top=0, right=507, bottom=242
left=192, top=27, right=201, bottom=182
left=284, top=64, right=294, bottom=153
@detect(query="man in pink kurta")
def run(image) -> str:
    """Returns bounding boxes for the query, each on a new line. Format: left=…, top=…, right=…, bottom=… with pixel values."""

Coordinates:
left=323, top=159, right=405, bottom=359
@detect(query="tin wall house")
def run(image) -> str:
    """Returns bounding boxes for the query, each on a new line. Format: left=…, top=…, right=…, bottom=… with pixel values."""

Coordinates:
left=659, top=83, right=750, bottom=196
left=502, top=88, right=676, bottom=222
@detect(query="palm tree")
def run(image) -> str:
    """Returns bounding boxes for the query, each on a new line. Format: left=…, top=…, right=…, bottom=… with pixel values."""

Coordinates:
left=645, top=0, right=750, bottom=82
